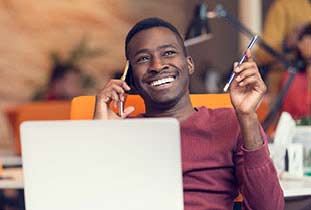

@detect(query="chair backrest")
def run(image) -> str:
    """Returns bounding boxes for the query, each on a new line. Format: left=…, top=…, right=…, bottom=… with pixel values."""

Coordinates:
left=70, top=94, right=232, bottom=120
left=5, top=101, right=71, bottom=154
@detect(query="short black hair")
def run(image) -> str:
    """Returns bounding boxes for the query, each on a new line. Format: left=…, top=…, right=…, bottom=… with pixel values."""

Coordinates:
left=125, top=17, right=187, bottom=59
left=124, top=17, right=187, bottom=88
left=298, top=23, right=311, bottom=41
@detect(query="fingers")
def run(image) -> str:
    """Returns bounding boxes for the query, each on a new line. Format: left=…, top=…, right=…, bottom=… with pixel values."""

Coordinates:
left=94, top=80, right=131, bottom=120
left=97, top=80, right=131, bottom=105
left=234, top=65, right=258, bottom=84
left=111, top=90, right=119, bottom=108
left=120, top=106, right=135, bottom=119
left=233, top=49, right=257, bottom=86
left=234, top=61, right=256, bottom=74
left=236, top=75, right=257, bottom=87
left=245, top=49, right=253, bottom=62
left=232, top=60, right=265, bottom=89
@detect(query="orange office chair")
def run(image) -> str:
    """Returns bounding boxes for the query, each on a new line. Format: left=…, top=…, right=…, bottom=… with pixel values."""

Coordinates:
left=5, top=101, right=71, bottom=155
left=70, top=94, right=232, bottom=120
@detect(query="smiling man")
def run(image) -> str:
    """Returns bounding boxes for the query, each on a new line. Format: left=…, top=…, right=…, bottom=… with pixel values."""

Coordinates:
left=94, top=18, right=284, bottom=210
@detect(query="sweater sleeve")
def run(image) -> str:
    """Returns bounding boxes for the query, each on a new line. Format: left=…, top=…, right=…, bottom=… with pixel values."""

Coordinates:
left=234, top=126, right=284, bottom=210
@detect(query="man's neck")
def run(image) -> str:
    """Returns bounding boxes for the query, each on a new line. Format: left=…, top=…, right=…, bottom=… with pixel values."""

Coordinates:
left=144, top=95, right=195, bottom=122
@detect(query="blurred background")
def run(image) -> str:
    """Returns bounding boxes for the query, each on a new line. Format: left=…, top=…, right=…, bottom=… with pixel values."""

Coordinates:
left=0, top=1, right=310, bottom=210
left=0, top=0, right=310, bottom=153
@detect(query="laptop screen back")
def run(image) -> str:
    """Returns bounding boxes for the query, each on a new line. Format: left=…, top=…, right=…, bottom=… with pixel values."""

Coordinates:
left=20, top=119, right=183, bottom=210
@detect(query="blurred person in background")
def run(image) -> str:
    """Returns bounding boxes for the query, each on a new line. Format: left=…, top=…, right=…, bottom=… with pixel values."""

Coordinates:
left=32, top=64, right=85, bottom=101
left=256, top=0, right=311, bottom=104
left=280, top=23, right=311, bottom=121
left=32, top=38, right=99, bottom=101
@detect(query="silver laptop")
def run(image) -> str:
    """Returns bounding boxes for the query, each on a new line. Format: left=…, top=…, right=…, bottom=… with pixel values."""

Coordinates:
left=20, top=119, right=183, bottom=210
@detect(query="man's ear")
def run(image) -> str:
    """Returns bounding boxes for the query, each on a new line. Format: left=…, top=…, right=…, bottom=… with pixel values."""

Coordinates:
left=186, top=56, right=194, bottom=75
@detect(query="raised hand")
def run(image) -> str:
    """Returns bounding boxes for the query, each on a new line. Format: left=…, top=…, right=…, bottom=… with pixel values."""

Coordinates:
left=229, top=49, right=267, bottom=116
left=93, top=80, right=135, bottom=120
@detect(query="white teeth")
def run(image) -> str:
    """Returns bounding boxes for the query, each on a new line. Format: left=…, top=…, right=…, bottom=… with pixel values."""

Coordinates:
left=150, top=77, right=175, bottom=86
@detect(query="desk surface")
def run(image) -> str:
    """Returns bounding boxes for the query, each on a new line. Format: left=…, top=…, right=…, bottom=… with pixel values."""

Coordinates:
left=0, top=155, right=22, bottom=167
left=0, top=168, right=23, bottom=189
left=280, top=175, right=311, bottom=198
left=1, top=168, right=311, bottom=198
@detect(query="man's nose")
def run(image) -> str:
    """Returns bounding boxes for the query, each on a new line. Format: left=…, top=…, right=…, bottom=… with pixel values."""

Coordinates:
left=149, top=56, right=168, bottom=72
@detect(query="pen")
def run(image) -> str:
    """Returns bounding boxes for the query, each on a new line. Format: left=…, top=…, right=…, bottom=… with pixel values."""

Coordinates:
left=119, top=60, right=129, bottom=116
left=223, top=35, right=258, bottom=92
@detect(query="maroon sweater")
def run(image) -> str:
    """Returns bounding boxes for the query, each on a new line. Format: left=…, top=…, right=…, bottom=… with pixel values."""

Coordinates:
left=180, top=107, right=284, bottom=210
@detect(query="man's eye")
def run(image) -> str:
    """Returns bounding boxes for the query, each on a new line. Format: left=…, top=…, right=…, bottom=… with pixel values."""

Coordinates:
left=163, top=50, right=176, bottom=56
left=136, top=56, right=150, bottom=63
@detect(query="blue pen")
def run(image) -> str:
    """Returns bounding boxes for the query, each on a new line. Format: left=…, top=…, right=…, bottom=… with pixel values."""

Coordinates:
left=223, top=35, right=258, bottom=92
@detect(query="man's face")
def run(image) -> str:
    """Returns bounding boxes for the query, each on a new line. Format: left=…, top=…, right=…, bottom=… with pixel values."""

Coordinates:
left=56, top=71, right=83, bottom=99
left=127, top=27, right=194, bottom=106
left=298, top=35, right=311, bottom=61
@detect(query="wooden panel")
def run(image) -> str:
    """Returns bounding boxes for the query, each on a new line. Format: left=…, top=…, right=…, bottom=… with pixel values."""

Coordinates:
left=0, top=0, right=189, bottom=150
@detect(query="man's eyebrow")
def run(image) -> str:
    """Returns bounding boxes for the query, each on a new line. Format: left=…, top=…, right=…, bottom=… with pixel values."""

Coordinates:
left=157, top=44, right=177, bottom=50
left=134, top=49, right=149, bottom=57
left=133, top=44, right=178, bottom=57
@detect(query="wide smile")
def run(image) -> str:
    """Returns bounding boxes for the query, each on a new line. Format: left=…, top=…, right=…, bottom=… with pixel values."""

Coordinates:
left=147, top=75, right=176, bottom=91
left=149, top=76, right=176, bottom=87
left=140, top=67, right=181, bottom=92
